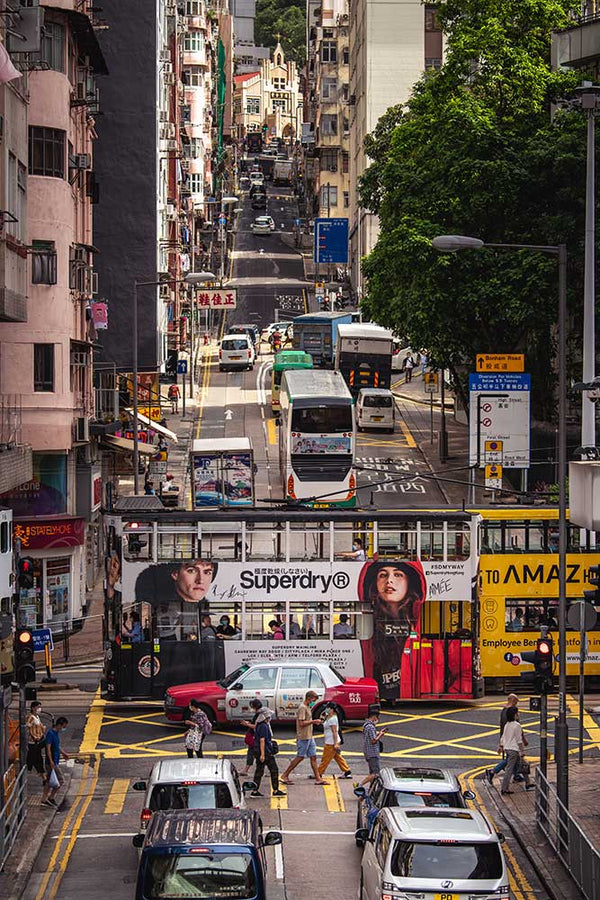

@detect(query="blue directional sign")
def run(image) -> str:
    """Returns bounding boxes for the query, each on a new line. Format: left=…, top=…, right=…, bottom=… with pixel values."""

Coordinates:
left=32, top=628, right=53, bottom=652
left=469, top=373, right=531, bottom=392
left=177, top=360, right=188, bottom=375
left=314, top=218, right=349, bottom=265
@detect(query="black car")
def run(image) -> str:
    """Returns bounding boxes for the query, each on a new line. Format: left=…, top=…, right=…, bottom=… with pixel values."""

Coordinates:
left=251, top=193, right=267, bottom=210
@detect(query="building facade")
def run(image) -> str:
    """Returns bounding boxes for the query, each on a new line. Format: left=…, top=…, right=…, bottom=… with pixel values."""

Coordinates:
left=348, top=0, right=442, bottom=294
left=229, top=0, right=269, bottom=73
left=234, top=42, right=303, bottom=141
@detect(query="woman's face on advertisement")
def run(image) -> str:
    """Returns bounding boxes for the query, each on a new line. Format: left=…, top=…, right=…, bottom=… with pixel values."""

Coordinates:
left=376, top=566, right=411, bottom=608
left=172, top=561, right=214, bottom=603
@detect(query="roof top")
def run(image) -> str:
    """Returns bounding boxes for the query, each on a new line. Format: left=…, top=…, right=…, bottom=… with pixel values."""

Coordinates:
left=151, top=758, right=233, bottom=784
left=383, top=807, right=495, bottom=842
left=337, top=323, right=394, bottom=340
left=191, top=438, right=252, bottom=452
left=282, top=368, right=352, bottom=401
left=380, top=766, right=460, bottom=792
left=235, top=72, right=260, bottom=83
left=145, top=809, right=260, bottom=849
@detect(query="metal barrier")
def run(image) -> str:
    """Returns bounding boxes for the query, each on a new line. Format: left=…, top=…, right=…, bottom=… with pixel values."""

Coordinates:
left=535, top=768, right=600, bottom=900
left=0, top=764, right=27, bottom=871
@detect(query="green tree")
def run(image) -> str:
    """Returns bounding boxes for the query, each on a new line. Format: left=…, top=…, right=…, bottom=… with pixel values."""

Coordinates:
left=359, top=0, right=589, bottom=418
left=255, top=0, right=306, bottom=66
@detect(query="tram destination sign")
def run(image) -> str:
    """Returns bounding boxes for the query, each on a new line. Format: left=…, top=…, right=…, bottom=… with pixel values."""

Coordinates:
left=468, top=372, right=530, bottom=469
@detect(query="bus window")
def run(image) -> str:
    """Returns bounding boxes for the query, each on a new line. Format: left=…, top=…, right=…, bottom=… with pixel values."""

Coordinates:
left=0, top=521, right=9, bottom=554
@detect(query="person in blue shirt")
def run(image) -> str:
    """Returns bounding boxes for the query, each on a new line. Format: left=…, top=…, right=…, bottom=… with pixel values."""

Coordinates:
left=129, top=611, right=143, bottom=643
left=250, top=708, right=286, bottom=798
left=41, top=717, right=69, bottom=808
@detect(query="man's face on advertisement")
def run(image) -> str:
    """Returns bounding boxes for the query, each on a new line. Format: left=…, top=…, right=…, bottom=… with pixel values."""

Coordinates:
left=172, top=561, right=214, bottom=604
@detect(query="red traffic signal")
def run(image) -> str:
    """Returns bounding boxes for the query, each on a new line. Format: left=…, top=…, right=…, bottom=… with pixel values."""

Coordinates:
left=17, top=557, right=35, bottom=590
left=537, top=639, right=552, bottom=657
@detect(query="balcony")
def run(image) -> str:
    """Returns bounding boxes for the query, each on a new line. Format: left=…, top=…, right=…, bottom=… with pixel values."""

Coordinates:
left=552, top=6, right=600, bottom=69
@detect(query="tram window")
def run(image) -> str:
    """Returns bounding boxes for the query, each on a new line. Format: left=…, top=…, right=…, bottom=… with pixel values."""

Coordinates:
left=333, top=530, right=368, bottom=560
left=447, top=528, right=470, bottom=560
left=288, top=526, right=331, bottom=561
left=378, top=528, right=418, bottom=560
left=290, top=602, right=330, bottom=639
left=480, top=524, right=502, bottom=553
left=157, top=532, right=198, bottom=560
left=123, top=530, right=153, bottom=561
left=420, top=530, right=444, bottom=561
left=244, top=602, right=285, bottom=640
left=505, top=599, right=557, bottom=631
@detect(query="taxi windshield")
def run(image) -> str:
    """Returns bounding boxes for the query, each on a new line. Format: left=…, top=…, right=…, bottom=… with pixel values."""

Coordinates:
left=218, top=665, right=250, bottom=689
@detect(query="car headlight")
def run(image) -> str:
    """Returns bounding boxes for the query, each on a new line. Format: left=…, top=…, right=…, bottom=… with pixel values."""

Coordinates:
left=164, top=693, right=176, bottom=706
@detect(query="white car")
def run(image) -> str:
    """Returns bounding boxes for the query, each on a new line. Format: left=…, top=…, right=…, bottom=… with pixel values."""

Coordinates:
left=132, top=758, right=255, bottom=845
left=250, top=216, right=275, bottom=235
left=261, top=321, right=293, bottom=342
left=249, top=171, right=264, bottom=186
left=219, top=334, right=255, bottom=371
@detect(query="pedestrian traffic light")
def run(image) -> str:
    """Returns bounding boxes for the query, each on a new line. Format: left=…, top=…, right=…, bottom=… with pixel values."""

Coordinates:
left=262, top=124, right=268, bottom=134
left=584, top=565, right=600, bottom=604
left=521, top=635, right=554, bottom=694
left=17, top=557, right=34, bottom=590
left=15, top=628, right=36, bottom=685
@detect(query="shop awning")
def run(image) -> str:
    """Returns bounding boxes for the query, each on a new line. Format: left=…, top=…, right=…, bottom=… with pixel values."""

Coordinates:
left=102, top=436, right=156, bottom=455
left=125, top=409, right=178, bottom=443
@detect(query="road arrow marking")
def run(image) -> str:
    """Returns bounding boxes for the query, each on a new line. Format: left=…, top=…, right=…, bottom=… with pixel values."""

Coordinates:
left=225, top=409, right=233, bottom=420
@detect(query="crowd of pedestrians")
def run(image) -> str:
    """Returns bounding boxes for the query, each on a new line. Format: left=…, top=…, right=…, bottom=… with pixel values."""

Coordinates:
left=485, top=692, right=533, bottom=795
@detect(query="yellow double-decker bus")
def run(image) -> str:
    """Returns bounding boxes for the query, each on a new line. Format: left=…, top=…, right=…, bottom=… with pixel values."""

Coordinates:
left=478, top=508, right=600, bottom=690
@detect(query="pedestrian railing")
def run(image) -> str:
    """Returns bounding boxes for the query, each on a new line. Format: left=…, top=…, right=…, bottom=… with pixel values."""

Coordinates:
left=0, top=764, right=27, bottom=871
left=535, top=768, right=600, bottom=900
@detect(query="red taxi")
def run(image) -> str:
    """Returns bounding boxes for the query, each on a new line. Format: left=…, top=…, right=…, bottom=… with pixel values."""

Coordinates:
left=165, top=660, right=379, bottom=725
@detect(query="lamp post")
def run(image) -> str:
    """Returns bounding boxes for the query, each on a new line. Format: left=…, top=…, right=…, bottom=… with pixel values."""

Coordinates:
left=219, top=196, right=239, bottom=284
left=132, top=271, right=216, bottom=495
left=432, top=234, right=569, bottom=808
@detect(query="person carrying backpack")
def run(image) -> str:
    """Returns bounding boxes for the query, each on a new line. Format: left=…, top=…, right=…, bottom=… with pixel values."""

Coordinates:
left=183, top=698, right=212, bottom=758
left=168, top=382, right=180, bottom=413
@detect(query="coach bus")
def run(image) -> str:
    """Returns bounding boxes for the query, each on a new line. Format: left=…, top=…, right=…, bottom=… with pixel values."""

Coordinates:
left=278, top=369, right=356, bottom=508
left=101, top=508, right=481, bottom=704
left=270, top=350, right=313, bottom=416
left=477, top=507, right=600, bottom=690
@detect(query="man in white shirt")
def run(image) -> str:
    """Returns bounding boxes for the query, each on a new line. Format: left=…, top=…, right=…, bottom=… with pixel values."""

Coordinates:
left=499, top=707, right=533, bottom=794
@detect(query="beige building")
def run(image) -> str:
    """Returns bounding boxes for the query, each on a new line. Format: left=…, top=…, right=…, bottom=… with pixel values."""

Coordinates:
left=305, top=0, right=351, bottom=220
left=348, top=0, right=442, bottom=294
left=234, top=42, right=303, bottom=141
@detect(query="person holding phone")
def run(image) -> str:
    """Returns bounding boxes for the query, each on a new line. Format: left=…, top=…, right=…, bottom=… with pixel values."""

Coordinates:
left=360, top=705, right=387, bottom=786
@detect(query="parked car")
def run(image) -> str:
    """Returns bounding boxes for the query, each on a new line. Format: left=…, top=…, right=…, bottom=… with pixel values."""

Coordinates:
left=165, top=660, right=379, bottom=725
left=261, top=321, right=293, bottom=343
left=219, top=334, right=255, bottom=371
left=354, top=767, right=476, bottom=846
left=240, top=175, right=251, bottom=191
left=249, top=171, right=265, bottom=186
left=357, top=806, right=508, bottom=900
left=356, top=388, right=395, bottom=433
left=134, top=809, right=282, bottom=900
left=251, top=193, right=267, bottom=210
left=132, top=758, right=255, bottom=845
left=250, top=215, right=276, bottom=234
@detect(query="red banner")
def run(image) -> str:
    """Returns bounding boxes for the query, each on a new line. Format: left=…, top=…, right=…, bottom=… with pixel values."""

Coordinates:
left=13, top=517, right=86, bottom=550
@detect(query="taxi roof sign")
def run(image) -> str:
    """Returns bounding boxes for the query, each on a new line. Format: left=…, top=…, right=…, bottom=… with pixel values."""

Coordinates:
left=476, top=353, right=524, bottom=372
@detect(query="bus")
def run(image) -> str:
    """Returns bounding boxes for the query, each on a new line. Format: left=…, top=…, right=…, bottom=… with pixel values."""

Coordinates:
left=279, top=369, right=356, bottom=508
left=101, top=508, right=480, bottom=703
left=270, top=350, right=313, bottom=415
left=477, top=507, right=600, bottom=691
left=335, top=323, right=394, bottom=395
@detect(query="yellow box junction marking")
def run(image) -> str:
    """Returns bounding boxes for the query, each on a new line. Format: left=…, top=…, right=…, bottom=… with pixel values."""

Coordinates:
left=322, top=777, right=345, bottom=812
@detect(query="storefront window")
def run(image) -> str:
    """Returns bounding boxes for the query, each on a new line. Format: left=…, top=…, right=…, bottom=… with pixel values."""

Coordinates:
left=47, top=557, right=71, bottom=625
left=18, top=558, right=43, bottom=627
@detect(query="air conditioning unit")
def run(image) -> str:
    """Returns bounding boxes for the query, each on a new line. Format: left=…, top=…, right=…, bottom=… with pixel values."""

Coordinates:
left=75, top=417, right=90, bottom=443
left=166, top=0, right=177, bottom=15
left=164, top=72, right=176, bottom=85
left=159, top=283, right=171, bottom=299
left=181, top=159, right=190, bottom=171
left=164, top=62, right=174, bottom=75
left=71, top=153, right=91, bottom=170
left=166, top=139, right=177, bottom=151
left=160, top=49, right=171, bottom=62
left=159, top=110, right=169, bottom=123
left=76, top=80, right=87, bottom=101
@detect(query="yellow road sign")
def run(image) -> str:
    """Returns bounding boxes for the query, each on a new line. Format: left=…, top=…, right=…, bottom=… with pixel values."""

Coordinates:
left=476, top=353, right=524, bottom=372
left=423, top=371, right=438, bottom=393
left=485, top=464, right=503, bottom=489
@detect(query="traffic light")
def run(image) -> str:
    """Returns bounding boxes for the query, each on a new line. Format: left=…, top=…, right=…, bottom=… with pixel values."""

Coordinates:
left=262, top=124, right=268, bottom=134
left=584, top=565, right=600, bottom=604
left=522, top=634, right=554, bottom=694
left=15, top=628, right=36, bottom=685
left=17, top=557, right=34, bottom=591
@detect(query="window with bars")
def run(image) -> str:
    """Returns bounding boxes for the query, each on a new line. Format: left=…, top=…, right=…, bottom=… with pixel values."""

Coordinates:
left=34, top=344, right=55, bottom=393
left=32, top=240, right=58, bottom=285
left=189, top=173, right=203, bottom=193
left=272, top=98, right=287, bottom=112
left=246, top=96, right=260, bottom=114
left=320, top=114, right=338, bottom=135
left=29, top=127, right=65, bottom=178
left=183, top=66, right=204, bottom=87
left=321, top=41, right=337, bottom=63
left=41, top=21, right=65, bottom=72
left=320, top=149, right=337, bottom=171
left=186, top=0, right=202, bottom=14
left=184, top=31, right=205, bottom=52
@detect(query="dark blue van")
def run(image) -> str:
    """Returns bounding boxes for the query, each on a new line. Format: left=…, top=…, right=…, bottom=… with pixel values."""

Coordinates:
left=134, top=808, right=281, bottom=900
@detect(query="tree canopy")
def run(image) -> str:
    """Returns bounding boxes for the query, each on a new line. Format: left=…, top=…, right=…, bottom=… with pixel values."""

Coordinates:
left=359, top=0, right=590, bottom=418
left=255, top=0, right=306, bottom=66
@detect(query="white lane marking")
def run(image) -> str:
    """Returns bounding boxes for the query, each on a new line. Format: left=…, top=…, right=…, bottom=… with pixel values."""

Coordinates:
left=274, top=843, right=284, bottom=880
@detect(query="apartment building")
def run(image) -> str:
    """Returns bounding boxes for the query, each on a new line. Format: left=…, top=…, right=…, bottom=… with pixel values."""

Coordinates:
left=0, top=1, right=107, bottom=625
left=348, top=0, right=442, bottom=294
left=552, top=2, right=600, bottom=75
left=234, top=42, right=303, bottom=140
left=304, top=0, right=351, bottom=220
left=229, top=0, right=269, bottom=73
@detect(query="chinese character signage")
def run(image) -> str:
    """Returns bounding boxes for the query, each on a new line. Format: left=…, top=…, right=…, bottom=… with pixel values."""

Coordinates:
left=13, top=517, right=86, bottom=550
left=195, top=289, right=237, bottom=309
left=91, top=302, right=108, bottom=330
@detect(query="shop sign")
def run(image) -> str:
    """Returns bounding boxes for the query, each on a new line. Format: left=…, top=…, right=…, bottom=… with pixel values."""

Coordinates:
left=92, top=472, right=102, bottom=511
left=195, top=290, right=237, bottom=309
left=13, top=517, right=86, bottom=550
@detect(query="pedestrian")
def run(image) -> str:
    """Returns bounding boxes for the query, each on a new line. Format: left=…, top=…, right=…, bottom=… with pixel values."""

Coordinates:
left=144, top=480, right=155, bottom=495
left=317, top=703, right=352, bottom=779
left=129, top=610, right=143, bottom=643
left=404, top=355, right=414, bottom=383
left=41, top=716, right=69, bottom=808
left=485, top=693, right=527, bottom=784
left=360, top=705, right=387, bottom=786
left=268, top=619, right=284, bottom=640
left=280, top=691, right=329, bottom=785
left=420, top=352, right=428, bottom=376
left=26, top=701, right=46, bottom=786
left=249, top=707, right=286, bottom=798
left=499, top=707, right=533, bottom=795
left=183, top=699, right=212, bottom=758
left=240, top=697, right=264, bottom=777
left=168, top=382, right=180, bottom=413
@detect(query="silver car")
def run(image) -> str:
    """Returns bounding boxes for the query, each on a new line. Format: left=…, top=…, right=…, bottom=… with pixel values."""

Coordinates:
left=250, top=215, right=275, bottom=234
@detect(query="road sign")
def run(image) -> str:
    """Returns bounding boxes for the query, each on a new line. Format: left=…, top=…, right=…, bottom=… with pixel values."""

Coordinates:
left=194, top=288, right=237, bottom=309
left=149, top=460, right=168, bottom=475
left=567, top=601, right=598, bottom=632
left=423, top=372, right=438, bottom=393
left=32, top=628, right=53, bottom=652
left=485, top=464, right=503, bottom=490
left=314, top=218, right=349, bottom=265
left=177, top=360, right=188, bottom=374
left=476, top=353, right=525, bottom=373
left=484, top=440, right=503, bottom=464
left=469, top=372, right=530, bottom=469
left=218, top=214, right=227, bottom=225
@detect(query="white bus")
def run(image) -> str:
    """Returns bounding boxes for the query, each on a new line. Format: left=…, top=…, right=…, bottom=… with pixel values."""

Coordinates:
left=278, top=369, right=356, bottom=507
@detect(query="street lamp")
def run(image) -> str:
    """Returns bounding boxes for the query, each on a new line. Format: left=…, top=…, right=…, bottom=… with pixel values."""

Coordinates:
left=432, top=234, right=570, bottom=808
left=132, top=271, right=215, bottom=495
left=219, top=196, right=239, bottom=284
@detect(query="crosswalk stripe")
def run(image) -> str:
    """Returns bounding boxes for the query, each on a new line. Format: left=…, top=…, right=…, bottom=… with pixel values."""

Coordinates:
left=103, top=778, right=129, bottom=814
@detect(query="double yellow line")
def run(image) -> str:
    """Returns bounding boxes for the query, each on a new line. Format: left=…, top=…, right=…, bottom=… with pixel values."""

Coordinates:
left=34, top=756, right=100, bottom=900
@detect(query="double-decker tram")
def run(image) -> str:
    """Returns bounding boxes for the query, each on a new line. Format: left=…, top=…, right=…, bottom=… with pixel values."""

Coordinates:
left=477, top=507, right=600, bottom=691
left=101, top=508, right=481, bottom=702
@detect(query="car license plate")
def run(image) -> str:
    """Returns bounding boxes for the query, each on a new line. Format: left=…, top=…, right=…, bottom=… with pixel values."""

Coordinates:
left=230, top=355, right=241, bottom=360
left=372, top=416, right=383, bottom=421
left=434, top=894, right=459, bottom=900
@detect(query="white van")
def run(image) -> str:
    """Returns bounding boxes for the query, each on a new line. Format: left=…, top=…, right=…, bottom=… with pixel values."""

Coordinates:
left=356, top=388, right=395, bottom=432
left=219, top=333, right=255, bottom=371
left=358, top=806, right=509, bottom=900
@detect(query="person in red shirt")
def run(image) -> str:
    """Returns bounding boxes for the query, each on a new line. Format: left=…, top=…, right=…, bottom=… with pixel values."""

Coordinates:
left=168, top=382, right=180, bottom=413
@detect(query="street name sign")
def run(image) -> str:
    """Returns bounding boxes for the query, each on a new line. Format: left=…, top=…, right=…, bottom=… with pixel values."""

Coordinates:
left=32, top=627, right=53, bottom=652
left=314, top=218, right=349, bottom=265
left=476, top=353, right=525, bottom=373
left=469, top=372, right=530, bottom=469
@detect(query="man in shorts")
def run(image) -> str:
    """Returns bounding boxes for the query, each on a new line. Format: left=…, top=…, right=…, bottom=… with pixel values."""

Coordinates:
left=360, top=706, right=387, bottom=786
left=281, top=691, right=329, bottom=785
left=42, top=716, right=69, bottom=808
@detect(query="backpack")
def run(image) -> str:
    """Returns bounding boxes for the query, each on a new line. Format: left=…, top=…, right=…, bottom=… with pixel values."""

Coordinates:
left=199, top=710, right=212, bottom=736
left=168, top=384, right=177, bottom=399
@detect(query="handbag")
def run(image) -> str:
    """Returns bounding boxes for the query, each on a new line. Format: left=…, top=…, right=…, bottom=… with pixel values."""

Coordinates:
left=270, top=739, right=279, bottom=756
left=244, top=730, right=255, bottom=748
